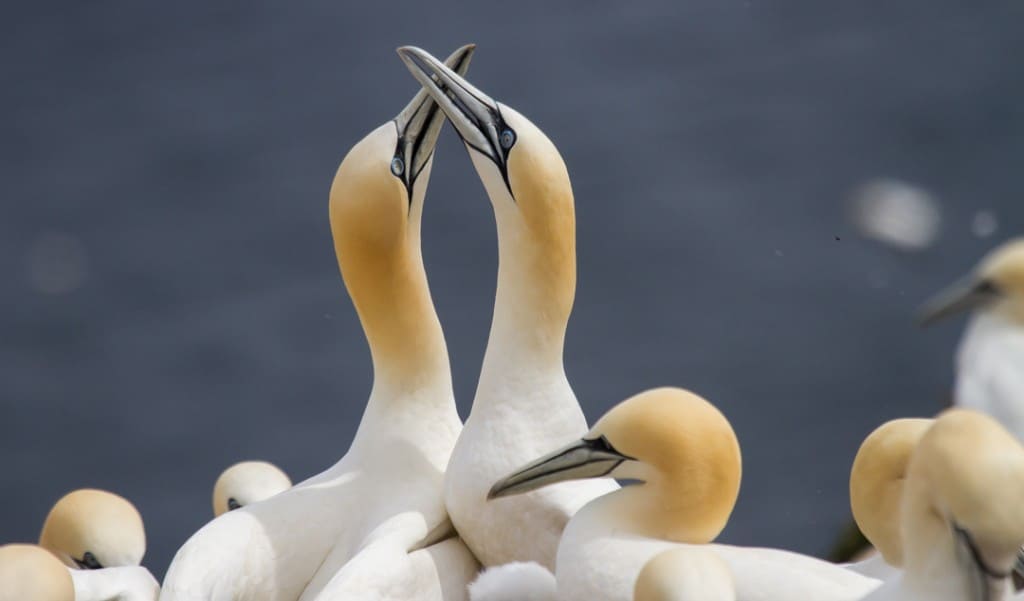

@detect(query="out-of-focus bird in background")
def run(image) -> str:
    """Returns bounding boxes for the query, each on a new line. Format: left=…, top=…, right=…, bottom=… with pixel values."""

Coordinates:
left=919, top=238, right=1024, bottom=436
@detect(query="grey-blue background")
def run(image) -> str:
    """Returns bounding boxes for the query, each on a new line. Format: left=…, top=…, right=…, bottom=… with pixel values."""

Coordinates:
left=3, top=0, right=1023, bottom=580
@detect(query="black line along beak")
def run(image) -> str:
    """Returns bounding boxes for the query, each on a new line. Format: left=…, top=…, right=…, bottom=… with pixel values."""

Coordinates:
left=917, top=276, right=1002, bottom=327
left=487, top=436, right=632, bottom=501
left=954, top=523, right=1010, bottom=601
left=1012, top=546, right=1024, bottom=592
left=396, top=45, right=512, bottom=179
left=391, top=44, right=476, bottom=199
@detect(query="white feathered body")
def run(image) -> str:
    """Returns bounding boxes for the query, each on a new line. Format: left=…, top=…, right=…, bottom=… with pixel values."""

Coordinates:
left=555, top=497, right=880, bottom=601
left=445, top=365, right=617, bottom=570
left=955, top=311, right=1024, bottom=439
left=71, top=566, right=160, bottom=601
left=161, top=385, right=470, bottom=601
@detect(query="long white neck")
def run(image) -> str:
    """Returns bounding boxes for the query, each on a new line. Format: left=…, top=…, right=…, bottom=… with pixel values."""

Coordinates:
left=336, top=199, right=459, bottom=452
left=472, top=196, right=577, bottom=422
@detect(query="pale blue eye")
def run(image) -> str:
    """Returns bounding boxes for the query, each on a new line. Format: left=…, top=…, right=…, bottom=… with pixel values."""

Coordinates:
left=499, top=129, right=516, bottom=150
left=390, top=157, right=405, bottom=176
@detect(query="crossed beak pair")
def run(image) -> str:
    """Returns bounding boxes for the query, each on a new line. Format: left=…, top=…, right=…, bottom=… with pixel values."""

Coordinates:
left=393, top=45, right=514, bottom=196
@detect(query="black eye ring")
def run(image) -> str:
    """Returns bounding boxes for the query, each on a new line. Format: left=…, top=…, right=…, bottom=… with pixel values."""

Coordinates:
left=499, top=128, right=516, bottom=150
left=227, top=497, right=242, bottom=511
left=390, top=156, right=405, bottom=177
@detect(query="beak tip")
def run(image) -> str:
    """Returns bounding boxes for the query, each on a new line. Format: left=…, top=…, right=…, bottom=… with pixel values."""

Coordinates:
left=485, top=487, right=501, bottom=501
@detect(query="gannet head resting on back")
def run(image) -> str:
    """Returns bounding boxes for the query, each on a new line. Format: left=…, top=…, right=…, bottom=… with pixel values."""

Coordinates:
left=890, top=409, right=1024, bottom=601
left=919, top=238, right=1024, bottom=326
left=849, top=417, right=933, bottom=569
left=397, top=44, right=615, bottom=570
left=490, top=387, right=741, bottom=543
left=634, top=547, right=736, bottom=601
left=0, top=544, right=75, bottom=601
left=212, top=460, right=292, bottom=517
left=38, top=488, right=145, bottom=570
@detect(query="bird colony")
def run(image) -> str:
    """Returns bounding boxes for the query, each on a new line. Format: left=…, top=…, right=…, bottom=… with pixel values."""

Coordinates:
left=3, top=45, right=1024, bottom=601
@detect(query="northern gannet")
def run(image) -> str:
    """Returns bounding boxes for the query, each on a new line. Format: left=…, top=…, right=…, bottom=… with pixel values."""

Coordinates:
left=633, top=548, right=736, bottom=601
left=919, top=238, right=1024, bottom=436
left=160, top=46, right=480, bottom=601
left=859, top=409, right=1024, bottom=601
left=845, top=418, right=933, bottom=581
left=38, top=488, right=159, bottom=601
left=488, top=387, right=880, bottom=601
left=212, top=460, right=292, bottom=517
left=0, top=544, right=75, bottom=601
left=397, top=45, right=617, bottom=570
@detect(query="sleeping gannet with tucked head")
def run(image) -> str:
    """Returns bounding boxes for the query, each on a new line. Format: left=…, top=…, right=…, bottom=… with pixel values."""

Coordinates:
left=212, top=460, right=292, bottom=517
left=634, top=548, right=736, bottom=601
left=860, top=409, right=1024, bottom=600
left=38, top=488, right=159, bottom=601
left=160, top=46, right=479, bottom=601
left=919, top=238, right=1024, bottom=436
left=397, top=45, right=617, bottom=570
left=0, top=544, right=75, bottom=601
left=845, top=418, right=932, bottom=580
left=488, top=387, right=880, bottom=601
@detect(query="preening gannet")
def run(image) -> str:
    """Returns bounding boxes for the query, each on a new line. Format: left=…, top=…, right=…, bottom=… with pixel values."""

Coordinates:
left=397, top=45, right=617, bottom=570
left=488, top=387, right=880, bottom=601
left=38, top=488, right=159, bottom=601
left=859, top=409, right=1024, bottom=601
left=634, top=548, right=736, bottom=601
left=160, top=46, right=480, bottom=601
left=845, top=418, right=933, bottom=581
left=0, top=544, right=75, bottom=601
left=212, top=460, right=292, bottom=517
left=919, top=238, right=1024, bottom=437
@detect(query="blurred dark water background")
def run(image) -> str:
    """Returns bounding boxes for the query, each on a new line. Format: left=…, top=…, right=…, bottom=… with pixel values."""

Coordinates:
left=2, top=0, right=1023, bottom=579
